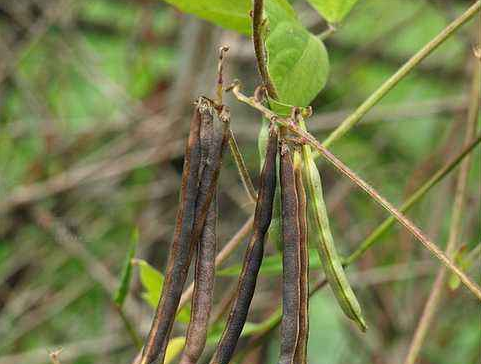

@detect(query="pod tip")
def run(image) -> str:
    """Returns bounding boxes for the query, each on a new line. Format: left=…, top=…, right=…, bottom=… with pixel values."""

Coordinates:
left=357, top=317, right=368, bottom=332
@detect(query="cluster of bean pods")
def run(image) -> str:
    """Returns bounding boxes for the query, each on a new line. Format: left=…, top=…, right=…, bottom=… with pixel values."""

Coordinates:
left=139, top=96, right=366, bottom=364
left=140, top=97, right=230, bottom=364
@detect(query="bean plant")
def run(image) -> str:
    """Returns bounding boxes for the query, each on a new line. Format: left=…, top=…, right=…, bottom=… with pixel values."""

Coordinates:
left=116, top=1, right=481, bottom=364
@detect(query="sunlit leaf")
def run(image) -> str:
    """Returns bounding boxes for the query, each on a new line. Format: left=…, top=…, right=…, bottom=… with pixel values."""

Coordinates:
left=133, top=259, right=191, bottom=322
left=164, top=336, right=186, bottom=364
left=218, top=249, right=321, bottom=276
left=160, top=0, right=251, bottom=34
left=113, top=228, right=139, bottom=307
left=448, top=244, right=478, bottom=291
left=133, top=258, right=164, bottom=308
left=306, top=0, right=361, bottom=23
left=265, top=0, right=329, bottom=106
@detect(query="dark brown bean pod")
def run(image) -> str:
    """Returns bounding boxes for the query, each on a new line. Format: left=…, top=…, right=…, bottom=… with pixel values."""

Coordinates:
left=179, top=200, right=216, bottom=364
left=159, top=106, right=230, bottom=364
left=278, top=142, right=301, bottom=364
left=141, top=99, right=229, bottom=364
left=198, top=101, right=215, bottom=177
left=209, top=125, right=278, bottom=364
left=179, top=102, right=218, bottom=364
left=141, top=98, right=203, bottom=364
left=294, top=153, right=309, bottom=364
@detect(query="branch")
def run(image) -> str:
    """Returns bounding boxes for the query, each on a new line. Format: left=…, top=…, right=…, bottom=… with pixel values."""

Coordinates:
left=345, top=133, right=481, bottom=264
left=229, top=82, right=481, bottom=301
left=49, top=349, right=63, bottom=364
left=216, top=46, right=257, bottom=203
left=252, top=0, right=278, bottom=99
left=228, top=130, right=258, bottom=203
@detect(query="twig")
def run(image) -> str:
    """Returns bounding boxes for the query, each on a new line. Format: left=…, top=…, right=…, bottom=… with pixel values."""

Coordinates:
left=318, top=24, right=337, bottom=41
left=216, top=46, right=229, bottom=104
left=0, top=279, right=93, bottom=351
left=32, top=207, right=142, bottom=348
left=345, top=133, right=481, bottom=264
left=308, top=95, right=467, bottom=133
left=322, top=0, right=481, bottom=147
left=230, top=82, right=481, bottom=301
left=228, top=130, right=258, bottom=203
left=217, top=45, right=257, bottom=203
left=0, top=141, right=182, bottom=213
left=49, top=348, right=63, bottom=364
left=0, top=253, right=69, bottom=338
left=0, top=334, right=127, bottom=364
left=403, top=60, right=480, bottom=364
left=252, top=0, right=278, bottom=99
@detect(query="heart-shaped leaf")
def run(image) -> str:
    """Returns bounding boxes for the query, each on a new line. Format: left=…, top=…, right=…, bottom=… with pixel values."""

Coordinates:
left=306, top=0, right=360, bottom=23
left=161, top=0, right=251, bottom=35
left=133, top=259, right=191, bottom=323
left=265, top=0, right=329, bottom=106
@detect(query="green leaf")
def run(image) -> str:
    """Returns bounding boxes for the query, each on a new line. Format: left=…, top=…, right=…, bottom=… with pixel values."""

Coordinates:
left=205, top=318, right=280, bottom=345
left=448, top=244, right=479, bottom=291
left=113, top=228, right=139, bottom=307
left=133, top=258, right=164, bottom=309
left=306, top=0, right=360, bottom=23
left=176, top=305, right=192, bottom=324
left=165, top=337, right=186, bottom=364
left=160, top=0, right=252, bottom=35
left=156, top=0, right=296, bottom=36
left=133, top=258, right=191, bottom=323
left=268, top=98, right=312, bottom=117
left=158, top=0, right=329, bottom=107
left=265, top=0, right=329, bottom=106
left=218, top=249, right=321, bottom=277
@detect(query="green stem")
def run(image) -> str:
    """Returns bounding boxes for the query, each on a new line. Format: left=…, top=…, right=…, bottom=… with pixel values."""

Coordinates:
left=318, top=24, right=337, bottom=41
left=322, top=1, right=481, bottom=148
left=116, top=304, right=143, bottom=349
left=228, top=129, right=258, bottom=203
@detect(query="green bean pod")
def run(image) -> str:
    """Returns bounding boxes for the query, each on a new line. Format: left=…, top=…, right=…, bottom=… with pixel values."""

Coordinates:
left=301, top=124, right=367, bottom=332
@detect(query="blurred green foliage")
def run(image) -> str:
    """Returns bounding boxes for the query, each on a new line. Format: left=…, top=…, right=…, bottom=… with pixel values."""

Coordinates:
left=0, top=0, right=479, bottom=363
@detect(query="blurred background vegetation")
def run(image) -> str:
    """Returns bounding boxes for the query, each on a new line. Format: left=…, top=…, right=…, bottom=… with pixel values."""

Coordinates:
left=0, top=0, right=479, bottom=363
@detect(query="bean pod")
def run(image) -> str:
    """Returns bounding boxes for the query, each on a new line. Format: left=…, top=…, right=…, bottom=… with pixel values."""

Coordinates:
left=209, top=124, right=278, bottom=364
left=301, top=127, right=367, bottom=332
left=278, top=141, right=301, bottom=364
left=179, top=100, right=219, bottom=364
left=141, top=99, right=230, bottom=364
